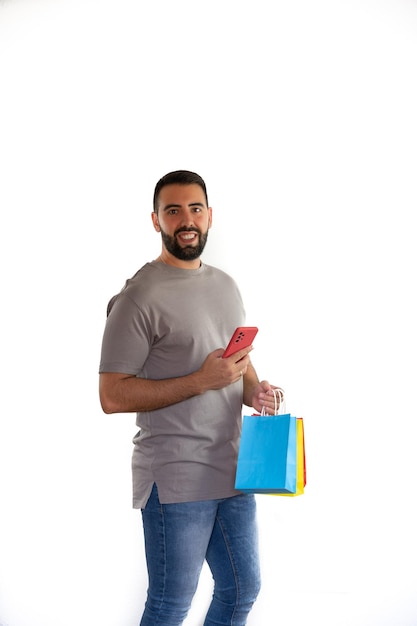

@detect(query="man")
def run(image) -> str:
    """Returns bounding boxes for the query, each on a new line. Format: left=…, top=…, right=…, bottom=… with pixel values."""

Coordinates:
left=99, top=170, right=281, bottom=626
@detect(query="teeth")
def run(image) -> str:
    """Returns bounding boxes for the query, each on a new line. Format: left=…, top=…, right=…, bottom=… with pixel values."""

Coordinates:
left=181, top=234, right=195, bottom=240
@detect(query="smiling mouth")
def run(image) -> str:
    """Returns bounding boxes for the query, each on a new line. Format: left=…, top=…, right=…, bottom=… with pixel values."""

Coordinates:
left=177, top=232, right=198, bottom=244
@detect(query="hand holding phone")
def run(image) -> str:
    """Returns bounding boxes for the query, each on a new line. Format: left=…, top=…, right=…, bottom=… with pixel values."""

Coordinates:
left=222, top=326, right=258, bottom=359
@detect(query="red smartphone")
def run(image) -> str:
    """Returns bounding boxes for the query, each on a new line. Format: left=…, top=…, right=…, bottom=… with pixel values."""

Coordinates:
left=222, top=326, right=258, bottom=358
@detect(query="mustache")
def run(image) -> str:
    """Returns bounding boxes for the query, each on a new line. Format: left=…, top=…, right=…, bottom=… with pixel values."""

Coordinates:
left=174, top=227, right=202, bottom=236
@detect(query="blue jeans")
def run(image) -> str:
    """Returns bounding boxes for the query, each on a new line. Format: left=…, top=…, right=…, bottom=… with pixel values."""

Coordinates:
left=139, top=484, right=261, bottom=626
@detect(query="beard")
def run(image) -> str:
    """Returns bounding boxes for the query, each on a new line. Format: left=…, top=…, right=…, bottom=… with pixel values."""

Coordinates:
left=160, top=226, right=209, bottom=261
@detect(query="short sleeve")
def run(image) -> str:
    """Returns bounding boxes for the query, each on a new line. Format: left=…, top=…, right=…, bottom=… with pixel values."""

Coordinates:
left=99, top=294, right=152, bottom=375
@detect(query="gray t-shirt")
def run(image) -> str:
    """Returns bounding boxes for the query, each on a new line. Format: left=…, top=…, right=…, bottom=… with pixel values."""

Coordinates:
left=99, top=260, right=246, bottom=508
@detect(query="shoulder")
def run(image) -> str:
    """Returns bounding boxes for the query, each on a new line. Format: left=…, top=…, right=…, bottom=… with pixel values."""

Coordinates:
left=202, top=263, right=239, bottom=286
left=106, top=262, right=154, bottom=316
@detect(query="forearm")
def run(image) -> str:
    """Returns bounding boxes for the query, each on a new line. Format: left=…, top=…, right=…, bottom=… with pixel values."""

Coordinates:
left=99, top=371, right=209, bottom=414
left=242, top=361, right=260, bottom=407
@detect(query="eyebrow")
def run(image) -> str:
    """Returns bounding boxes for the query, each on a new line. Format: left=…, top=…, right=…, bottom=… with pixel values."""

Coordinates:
left=162, top=202, right=206, bottom=212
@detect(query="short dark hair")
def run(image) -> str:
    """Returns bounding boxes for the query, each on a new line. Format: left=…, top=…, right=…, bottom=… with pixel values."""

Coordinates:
left=153, top=170, right=209, bottom=213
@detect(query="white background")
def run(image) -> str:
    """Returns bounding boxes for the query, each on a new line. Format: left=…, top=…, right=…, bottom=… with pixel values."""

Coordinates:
left=1, top=1, right=416, bottom=624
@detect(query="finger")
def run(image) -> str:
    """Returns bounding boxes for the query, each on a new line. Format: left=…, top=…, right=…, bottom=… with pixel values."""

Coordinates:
left=235, top=369, right=244, bottom=383
left=229, top=346, right=253, bottom=364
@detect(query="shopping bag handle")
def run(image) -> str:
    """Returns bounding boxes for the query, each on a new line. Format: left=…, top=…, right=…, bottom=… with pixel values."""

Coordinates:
left=260, top=388, right=286, bottom=416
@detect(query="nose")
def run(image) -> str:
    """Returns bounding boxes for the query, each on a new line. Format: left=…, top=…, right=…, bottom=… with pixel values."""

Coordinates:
left=180, top=209, right=196, bottom=227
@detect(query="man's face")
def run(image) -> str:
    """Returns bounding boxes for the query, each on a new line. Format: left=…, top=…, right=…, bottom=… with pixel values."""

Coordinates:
left=153, top=184, right=212, bottom=262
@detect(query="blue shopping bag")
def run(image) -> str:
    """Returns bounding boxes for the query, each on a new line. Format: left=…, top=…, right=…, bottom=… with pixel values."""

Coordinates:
left=234, top=412, right=298, bottom=494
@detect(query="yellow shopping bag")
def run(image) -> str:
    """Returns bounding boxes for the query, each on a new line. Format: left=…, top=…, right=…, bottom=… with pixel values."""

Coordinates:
left=276, top=417, right=306, bottom=497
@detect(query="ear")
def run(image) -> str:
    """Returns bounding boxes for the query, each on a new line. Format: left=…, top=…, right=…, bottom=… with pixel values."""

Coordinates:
left=208, top=206, right=213, bottom=229
left=151, top=212, right=161, bottom=232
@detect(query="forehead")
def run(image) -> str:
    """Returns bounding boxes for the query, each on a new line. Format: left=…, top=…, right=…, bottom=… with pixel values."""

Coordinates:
left=157, top=183, right=207, bottom=208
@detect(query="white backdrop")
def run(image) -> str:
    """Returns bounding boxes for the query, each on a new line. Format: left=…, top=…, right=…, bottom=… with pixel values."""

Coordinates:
left=1, top=1, right=416, bottom=625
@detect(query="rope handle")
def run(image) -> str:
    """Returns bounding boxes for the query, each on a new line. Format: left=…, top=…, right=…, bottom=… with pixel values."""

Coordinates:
left=260, top=387, right=286, bottom=416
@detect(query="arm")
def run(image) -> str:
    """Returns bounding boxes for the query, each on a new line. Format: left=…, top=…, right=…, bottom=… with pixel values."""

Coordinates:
left=100, top=371, right=207, bottom=414
left=99, top=346, right=253, bottom=414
